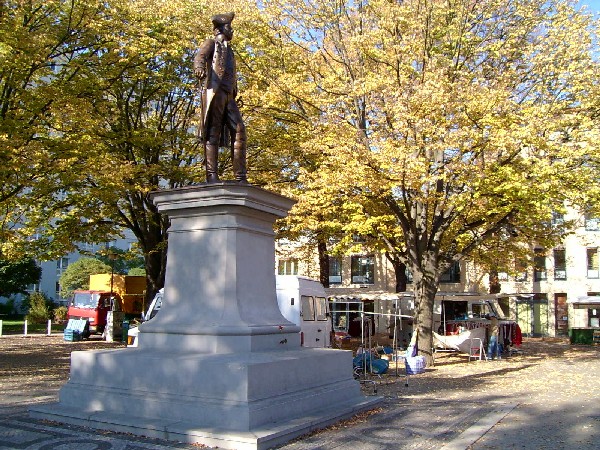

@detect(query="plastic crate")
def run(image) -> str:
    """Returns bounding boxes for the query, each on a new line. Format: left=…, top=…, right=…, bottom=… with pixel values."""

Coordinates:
left=63, top=319, right=88, bottom=341
left=63, top=329, right=82, bottom=342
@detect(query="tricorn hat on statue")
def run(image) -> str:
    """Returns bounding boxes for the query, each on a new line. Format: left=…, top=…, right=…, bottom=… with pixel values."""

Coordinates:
left=212, top=12, right=235, bottom=27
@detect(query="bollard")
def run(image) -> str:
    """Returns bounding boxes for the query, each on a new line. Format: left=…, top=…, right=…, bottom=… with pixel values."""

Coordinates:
left=24, top=320, right=28, bottom=336
left=47, top=319, right=52, bottom=336
left=0, top=319, right=2, bottom=336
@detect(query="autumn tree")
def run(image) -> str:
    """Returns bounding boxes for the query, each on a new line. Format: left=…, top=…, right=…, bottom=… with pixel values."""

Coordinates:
left=58, top=257, right=111, bottom=298
left=47, top=0, right=316, bottom=301
left=0, top=1, right=210, bottom=302
left=262, top=0, right=598, bottom=363
left=0, top=258, right=42, bottom=298
left=0, top=0, right=322, bottom=302
left=0, top=0, right=107, bottom=257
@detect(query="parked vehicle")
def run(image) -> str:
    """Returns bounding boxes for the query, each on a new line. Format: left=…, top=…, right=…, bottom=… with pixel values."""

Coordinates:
left=126, top=288, right=163, bottom=347
left=128, top=278, right=332, bottom=348
left=276, top=275, right=332, bottom=348
left=141, top=288, right=162, bottom=321
left=67, top=274, right=145, bottom=334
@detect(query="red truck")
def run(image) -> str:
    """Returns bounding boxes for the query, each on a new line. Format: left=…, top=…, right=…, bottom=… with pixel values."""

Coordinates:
left=67, top=274, right=145, bottom=334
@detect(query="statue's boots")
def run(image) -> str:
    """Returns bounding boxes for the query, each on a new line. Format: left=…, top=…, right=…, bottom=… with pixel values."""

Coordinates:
left=233, top=125, right=247, bottom=183
left=205, top=144, right=220, bottom=183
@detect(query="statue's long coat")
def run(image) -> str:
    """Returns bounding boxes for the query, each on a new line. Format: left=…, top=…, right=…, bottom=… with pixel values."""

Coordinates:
left=194, top=38, right=237, bottom=146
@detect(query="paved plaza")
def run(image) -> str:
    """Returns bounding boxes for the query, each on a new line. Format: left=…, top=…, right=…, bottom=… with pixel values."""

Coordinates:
left=0, top=336, right=598, bottom=449
left=1, top=399, right=509, bottom=450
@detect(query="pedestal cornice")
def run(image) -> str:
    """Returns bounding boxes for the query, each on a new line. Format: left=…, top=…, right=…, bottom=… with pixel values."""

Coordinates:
left=149, top=182, right=296, bottom=219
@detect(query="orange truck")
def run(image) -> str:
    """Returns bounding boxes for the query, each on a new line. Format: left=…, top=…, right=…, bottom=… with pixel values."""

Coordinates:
left=67, top=274, right=146, bottom=334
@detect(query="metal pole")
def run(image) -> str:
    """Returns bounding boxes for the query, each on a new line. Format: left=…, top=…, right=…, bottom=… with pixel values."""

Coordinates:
left=108, top=251, right=117, bottom=309
left=442, top=300, right=446, bottom=335
left=394, top=308, right=399, bottom=377
left=361, top=309, right=367, bottom=378
left=110, top=265, right=114, bottom=308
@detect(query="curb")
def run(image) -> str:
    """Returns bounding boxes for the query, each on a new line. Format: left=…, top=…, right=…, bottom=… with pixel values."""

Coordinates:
left=440, top=403, right=518, bottom=450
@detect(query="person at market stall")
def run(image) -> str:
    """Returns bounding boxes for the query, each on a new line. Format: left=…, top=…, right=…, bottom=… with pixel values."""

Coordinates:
left=487, top=313, right=501, bottom=360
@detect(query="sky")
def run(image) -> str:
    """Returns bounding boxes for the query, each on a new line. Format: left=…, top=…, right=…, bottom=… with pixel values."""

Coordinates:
left=580, top=1, right=600, bottom=14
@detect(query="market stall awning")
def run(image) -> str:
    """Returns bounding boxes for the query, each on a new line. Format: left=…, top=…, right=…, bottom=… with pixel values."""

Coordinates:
left=567, top=296, right=600, bottom=309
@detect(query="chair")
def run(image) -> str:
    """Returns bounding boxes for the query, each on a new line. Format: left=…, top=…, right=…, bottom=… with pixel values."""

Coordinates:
left=468, top=338, right=485, bottom=361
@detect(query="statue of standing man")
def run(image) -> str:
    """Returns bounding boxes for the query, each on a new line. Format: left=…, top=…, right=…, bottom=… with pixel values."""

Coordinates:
left=194, top=12, right=247, bottom=183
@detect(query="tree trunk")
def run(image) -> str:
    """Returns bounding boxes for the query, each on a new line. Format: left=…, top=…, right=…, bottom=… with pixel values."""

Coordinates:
left=489, top=269, right=501, bottom=294
left=144, top=242, right=166, bottom=305
left=386, top=252, right=407, bottom=292
left=135, top=208, right=168, bottom=307
left=317, top=238, right=329, bottom=288
left=412, top=266, right=439, bottom=366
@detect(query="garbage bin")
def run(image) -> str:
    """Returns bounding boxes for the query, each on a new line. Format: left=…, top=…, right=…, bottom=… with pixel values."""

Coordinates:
left=569, top=327, right=594, bottom=345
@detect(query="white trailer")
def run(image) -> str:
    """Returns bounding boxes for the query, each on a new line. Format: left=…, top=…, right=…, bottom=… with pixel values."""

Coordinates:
left=276, top=275, right=332, bottom=348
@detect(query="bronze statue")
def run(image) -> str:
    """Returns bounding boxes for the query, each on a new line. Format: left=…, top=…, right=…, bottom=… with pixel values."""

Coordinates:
left=194, top=12, right=247, bottom=183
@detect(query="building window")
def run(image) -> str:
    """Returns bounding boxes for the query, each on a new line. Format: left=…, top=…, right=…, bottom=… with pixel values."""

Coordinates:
left=440, top=261, right=461, bottom=283
left=534, top=249, right=547, bottom=281
left=278, top=259, right=298, bottom=275
left=551, top=212, right=564, bottom=226
left=585, top=214, right=600, bottom=231
left=56, top=257, right=69, bottom=269
left=56, top=257, right=69, bottom=278
left=351, top=255, right=374, bottom=284
left=328, top=257, right=342, bottom=284
left=589, top=308, right=600, bottom=328
left=515, top=260, right=528, bottom=282
left=587, top=248, right=599, bottom=278
left=80, top=242, right=94, bottom=252
left=553, top=249, right=566, bottom=280
left=587, top=292, right=600, bottom=327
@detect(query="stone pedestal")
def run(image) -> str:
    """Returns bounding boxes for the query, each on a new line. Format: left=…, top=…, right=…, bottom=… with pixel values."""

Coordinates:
left=30, top=183, right=381, bottom=450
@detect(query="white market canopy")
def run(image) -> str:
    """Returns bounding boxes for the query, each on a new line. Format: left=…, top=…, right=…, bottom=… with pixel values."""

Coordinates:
left=568, top=296, right=600, bottom=309
left=328, top=291, right=498, bottom=302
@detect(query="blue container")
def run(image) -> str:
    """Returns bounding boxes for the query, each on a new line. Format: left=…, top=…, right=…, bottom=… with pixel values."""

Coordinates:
left=370, top=358, right=389, bottom=374
left=353, top=353, right=371, bottom=368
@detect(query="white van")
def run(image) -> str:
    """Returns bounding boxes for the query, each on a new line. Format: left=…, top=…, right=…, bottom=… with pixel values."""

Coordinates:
left=129, top=281, right=333, bottom=348
left=276, top=275, right=332, bottom=348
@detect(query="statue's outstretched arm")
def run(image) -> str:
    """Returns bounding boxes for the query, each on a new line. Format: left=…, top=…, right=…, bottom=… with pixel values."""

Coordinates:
left=194, top=39, right=214, bottom=81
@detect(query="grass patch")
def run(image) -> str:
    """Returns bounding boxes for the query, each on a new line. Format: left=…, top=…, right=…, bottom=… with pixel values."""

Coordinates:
left=0, top=319, right=65, bottom=335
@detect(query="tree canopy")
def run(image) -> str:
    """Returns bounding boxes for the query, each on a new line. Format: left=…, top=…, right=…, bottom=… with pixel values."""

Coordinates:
left=259, top=0, right=599, bottom=361
left=58, top=257, right=111, bottom=298
left=1, top=0, right=598, bottom=361
left=0, top=0, right=310, bottom=302
left=0, top=258, right=42, bottom=298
